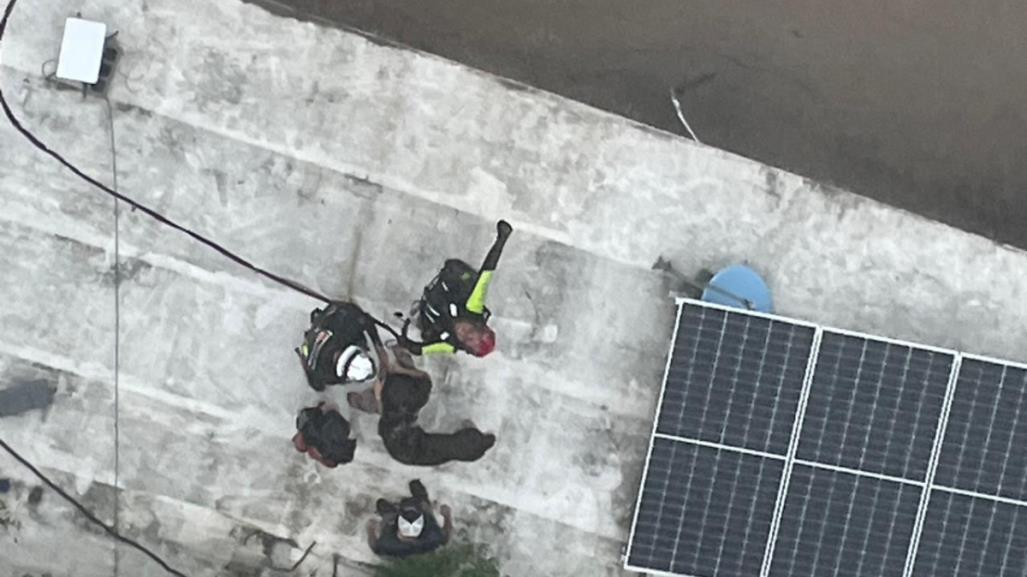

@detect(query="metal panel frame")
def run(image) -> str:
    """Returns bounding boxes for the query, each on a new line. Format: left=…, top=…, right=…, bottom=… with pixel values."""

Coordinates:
left=674, top=297, right=961, bottom=356
left=792, top=458, right=927, bottom=488
left=933, top=484, right=1027, bottom=508
left=960, top=352, right=1027, bottom=372
left=673, top=297, right=818, bottom=329
left=822, top=326, right=959, bottom=356
left=653, top=432, right=787, bottom=461
left=901, top=356, right=963, bottom=577
left=758, top=326, right=822, bottom=577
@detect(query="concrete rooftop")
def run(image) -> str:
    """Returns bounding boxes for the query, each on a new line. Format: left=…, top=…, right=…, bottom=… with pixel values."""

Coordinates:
left=1, top=0, right=1026, bottom=576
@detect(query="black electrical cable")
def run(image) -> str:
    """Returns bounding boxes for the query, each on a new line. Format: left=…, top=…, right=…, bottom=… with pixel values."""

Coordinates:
left=1, top=0, right=418, bottom=335
left=241, top=530, right=318, bottom=572
left=0, top=1, right=330, bottom=305
left=0, top=0, right=12, bottom=37
left=283, top=541, right=317, bottom=572
left=0, top=5, right=190, bottom=577
left=0, top=438, right=190, bottom=577
left=0, top=1, right=345, bottom=574
left=0, top=85, right=333, bottom=303
left=104, top=93, right=123, bottom=577
left=1, top=0, right=751, bottom=572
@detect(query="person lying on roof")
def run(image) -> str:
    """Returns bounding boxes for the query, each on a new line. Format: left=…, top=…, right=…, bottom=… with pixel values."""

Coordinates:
left=296, top=301, right=383, bottom=392
left=348, top=344, right=496, bottom=466
left=402, top=220, right=513, bottom=357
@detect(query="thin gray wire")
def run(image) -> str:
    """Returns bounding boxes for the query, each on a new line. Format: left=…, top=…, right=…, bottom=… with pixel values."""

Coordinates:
left=105, top=94, right=122, bottom=577
left=40, top=57, right=56, bottom=80
left=670, top=88, right=702, bottom=144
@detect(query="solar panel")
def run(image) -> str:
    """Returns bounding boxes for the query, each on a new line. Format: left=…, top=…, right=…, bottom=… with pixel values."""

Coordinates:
left=768, top=465, right=921, bottom=577
left=657, top=305, right=815, bottom=454
left=934, top=358, right=1027, bottom=500
left=797, top=332, right=954, bottom=480
left=626, top=300, right=1027, bottom=577
left=627, top=438, right=783, bottom=577
left=912, top=490, right=1027, bottom=577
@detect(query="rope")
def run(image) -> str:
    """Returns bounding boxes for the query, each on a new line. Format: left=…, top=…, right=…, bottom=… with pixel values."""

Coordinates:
left=0, top=438, right=190, bottom=577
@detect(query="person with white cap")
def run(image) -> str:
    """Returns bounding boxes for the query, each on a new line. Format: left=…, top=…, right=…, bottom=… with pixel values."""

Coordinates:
left=296, top=301, right=383, bottom=392
left=366, top=479, right=452, bottom=558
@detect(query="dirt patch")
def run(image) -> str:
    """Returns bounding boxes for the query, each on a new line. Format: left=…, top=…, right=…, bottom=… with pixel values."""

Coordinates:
left=0, top=498, right=21, bottom=531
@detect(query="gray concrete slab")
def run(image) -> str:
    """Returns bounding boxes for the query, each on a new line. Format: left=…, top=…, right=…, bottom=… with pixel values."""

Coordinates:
left=1, top=0, right=1027, bottom=576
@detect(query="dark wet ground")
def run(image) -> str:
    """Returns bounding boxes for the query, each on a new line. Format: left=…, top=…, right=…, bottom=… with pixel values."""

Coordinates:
left=246, top=0, right=1027, bottom=250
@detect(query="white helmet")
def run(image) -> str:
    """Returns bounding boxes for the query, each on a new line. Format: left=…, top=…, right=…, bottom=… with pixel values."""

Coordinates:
left=336, top=345, right=375, bottom=382
left=397, top=513, right=425, bottom=539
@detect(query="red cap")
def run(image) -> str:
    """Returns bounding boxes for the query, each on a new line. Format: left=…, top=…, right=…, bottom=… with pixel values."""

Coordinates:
left=475, top=327, right=496, bottom=357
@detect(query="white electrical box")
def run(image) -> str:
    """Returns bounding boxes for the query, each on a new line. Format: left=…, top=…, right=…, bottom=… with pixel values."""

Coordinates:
left=56, top=17, right=107, bottom=84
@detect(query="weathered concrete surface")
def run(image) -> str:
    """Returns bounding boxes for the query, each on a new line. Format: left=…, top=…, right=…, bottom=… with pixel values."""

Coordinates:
left=0, top=0, right=1026, bottom=576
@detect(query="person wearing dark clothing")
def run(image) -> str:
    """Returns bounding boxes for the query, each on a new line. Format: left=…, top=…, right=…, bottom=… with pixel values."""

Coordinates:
left=367, top=479, right=452, bottom=558
left=403, top=220, right=513, bottom=357
left=297, top=301, right=383, bottom=391
left=348, top=345, right=496, bottom=466
left=378, top=372, right=496, bottom=466
left=292, top=402, right=356, bottom=468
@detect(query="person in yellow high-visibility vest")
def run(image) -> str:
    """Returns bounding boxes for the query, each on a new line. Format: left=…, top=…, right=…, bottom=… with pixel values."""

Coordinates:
left=402, top=220, right=513, bottom=357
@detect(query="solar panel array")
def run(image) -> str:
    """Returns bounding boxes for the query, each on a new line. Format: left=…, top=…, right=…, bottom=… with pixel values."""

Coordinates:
left=626, top=300, right=1027, bottom=577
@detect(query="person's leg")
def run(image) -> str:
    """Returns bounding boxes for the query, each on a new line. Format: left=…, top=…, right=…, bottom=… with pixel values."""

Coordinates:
left=391, top=344, right=418, bottom=371
left=347, top=388, right=380, bottom=414
left=384, top=426, right=496, bottom=466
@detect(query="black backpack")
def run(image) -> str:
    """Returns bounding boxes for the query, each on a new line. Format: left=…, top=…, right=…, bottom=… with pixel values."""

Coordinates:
left=416, top=260, right=491, bottom=339
left=297, top=407, right=356, bottom=465
left=298, top=302, right=375, bottom=390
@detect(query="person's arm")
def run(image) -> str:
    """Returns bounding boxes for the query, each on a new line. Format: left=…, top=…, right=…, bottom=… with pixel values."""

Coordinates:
left=465, top=220, right=513, bottom=315
left=372, top=377, right=384, bottom=411
left=366, top=519, right=380, bottom=551
left=373, top=339, right=390, bottom=375
left=392, top=345, right=419, bottom=371
left=292, top=432, right=307, bottom=453
left=421, top=342, right=456, bottom=355
left=409, top=479, right=429, bottom=503
left=439, top=505, right=453, bottom=544
left=401, top=338, right=456, bottom=356
left=384, top=344, right=432, bottom=379
left=398, top=320, right=456, bottom=356
left=309, top=447, right=337, bottom=468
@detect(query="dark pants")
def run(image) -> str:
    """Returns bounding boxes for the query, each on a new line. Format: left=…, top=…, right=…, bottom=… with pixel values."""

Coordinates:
left=378, top=374, right=495, bottom=466
left=380, top=423, right=495, bottom=466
